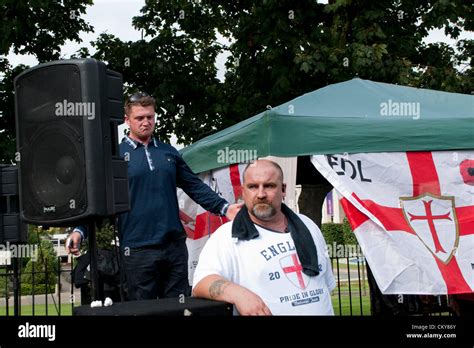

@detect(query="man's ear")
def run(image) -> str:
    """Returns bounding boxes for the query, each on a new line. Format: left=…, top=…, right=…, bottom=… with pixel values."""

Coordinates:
left=124, top=114, right=129, bottom=126
left=282, top=183, right=286, bottom=192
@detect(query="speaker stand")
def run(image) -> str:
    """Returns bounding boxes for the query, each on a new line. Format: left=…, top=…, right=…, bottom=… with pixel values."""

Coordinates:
left=88, top=221, right=101, bottom=301
left=12, top=256, right=20, bottom=316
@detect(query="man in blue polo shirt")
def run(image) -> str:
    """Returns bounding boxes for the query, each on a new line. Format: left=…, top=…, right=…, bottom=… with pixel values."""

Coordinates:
left=66, top=93, right=242, bottom=300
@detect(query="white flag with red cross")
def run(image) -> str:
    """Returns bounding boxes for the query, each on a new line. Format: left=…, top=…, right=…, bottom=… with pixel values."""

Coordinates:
left=178, top=163, right=246, bottom=285
left=311, top=151, right=474, bottom=295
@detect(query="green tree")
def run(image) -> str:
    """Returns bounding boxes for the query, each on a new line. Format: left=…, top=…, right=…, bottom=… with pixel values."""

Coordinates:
left=0, top=0, right=93, bottom=162
left=21, top=239, right=59, bottom=295
left=321, top=222, right=345, bottom=247
left=87, top=0, right=472, bottom=145
left=342, top=217, right=358, bottom=246
left=79, top=220, right=116, bottom=252
left=0, top=1, right=93, bottom=62
left=2, top=1, right=471, bottom=156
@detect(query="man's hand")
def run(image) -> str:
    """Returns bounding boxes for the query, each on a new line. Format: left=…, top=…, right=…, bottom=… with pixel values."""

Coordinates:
left=230, top=285, right=273, bottom=316
left=65, top=231, right=82, bottom=256
left=225, top=202, right=244, bottom=220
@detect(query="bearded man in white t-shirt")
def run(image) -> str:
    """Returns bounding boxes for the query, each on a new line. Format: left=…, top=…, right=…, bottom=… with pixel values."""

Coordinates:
left=192, top=159, right=335, bottom=315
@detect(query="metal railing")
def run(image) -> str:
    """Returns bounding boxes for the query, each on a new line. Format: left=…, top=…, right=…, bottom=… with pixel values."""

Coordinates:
left=330, top=254, right=451, bottom=316
left=0, top=257, right=75, bottom=316
left=0, top=254, right=452, bottom=316
left=331, top=255, right=368, bottom=316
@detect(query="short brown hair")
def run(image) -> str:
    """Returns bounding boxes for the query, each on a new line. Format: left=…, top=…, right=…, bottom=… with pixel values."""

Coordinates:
left=124, top=92, right=156, bottom=115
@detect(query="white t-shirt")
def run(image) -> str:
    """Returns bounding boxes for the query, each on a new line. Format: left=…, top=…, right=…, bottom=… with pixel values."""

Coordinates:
left=193, top=213, right=336, bottom=315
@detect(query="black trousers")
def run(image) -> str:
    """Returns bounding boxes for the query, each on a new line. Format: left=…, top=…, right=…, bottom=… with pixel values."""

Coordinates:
left=122, top=239, right=190, bottom=300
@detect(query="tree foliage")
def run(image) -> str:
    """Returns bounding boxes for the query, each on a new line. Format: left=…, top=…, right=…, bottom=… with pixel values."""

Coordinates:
left=0, top=0, right=93, bottom=61
left=85, top=0, right=472, bottom=145
left=21, top=239, right=59, bottom=295
left=0, top=0, right=472, bottom=160
left=0, top=0, right=93, bottom=162
left=0, top=64, right=27, bottom=163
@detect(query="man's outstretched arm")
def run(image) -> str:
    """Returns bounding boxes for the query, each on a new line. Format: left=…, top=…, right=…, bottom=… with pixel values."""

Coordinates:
left=193, top=274, right=272, bottom=316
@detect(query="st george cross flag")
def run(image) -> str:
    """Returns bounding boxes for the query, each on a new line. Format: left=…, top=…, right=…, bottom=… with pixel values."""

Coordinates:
left=178, top=163, right=246, bottom=285
left=311, top=151, right=474, bottom=295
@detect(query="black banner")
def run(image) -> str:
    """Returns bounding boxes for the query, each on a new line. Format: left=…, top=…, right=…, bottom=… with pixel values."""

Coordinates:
left=0, top=315, right=472, bottom=346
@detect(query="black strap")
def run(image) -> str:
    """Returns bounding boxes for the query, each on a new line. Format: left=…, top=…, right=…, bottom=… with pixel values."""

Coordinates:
left=231, top=203, right=319, bottom=276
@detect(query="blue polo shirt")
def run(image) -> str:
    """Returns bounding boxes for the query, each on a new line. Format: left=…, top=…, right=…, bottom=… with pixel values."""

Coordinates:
left=76, top=136, right=228, bottom=249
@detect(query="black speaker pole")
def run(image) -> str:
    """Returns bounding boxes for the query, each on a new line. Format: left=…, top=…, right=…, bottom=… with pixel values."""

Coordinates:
left=12, top=255, right=20, bottom=316
left=88, top=221, right=100, bottom=301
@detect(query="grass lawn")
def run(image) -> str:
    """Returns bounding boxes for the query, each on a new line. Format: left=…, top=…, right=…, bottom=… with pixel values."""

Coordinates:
left=1, top=281, right=372, bottom=316
left=0, top=303, right=74, bottom=316
left=332, top=281, right=371, bottom=316
left=332, top=293, right=371, bottom=316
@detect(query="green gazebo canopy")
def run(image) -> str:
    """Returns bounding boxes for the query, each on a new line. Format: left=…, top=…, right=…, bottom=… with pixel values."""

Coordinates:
left=181, top=78, right=474, bottom=173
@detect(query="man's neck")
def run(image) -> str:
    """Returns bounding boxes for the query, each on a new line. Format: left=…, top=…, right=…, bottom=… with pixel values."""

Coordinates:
left=128, top=134, right=152, bottom=145
left=249, top=211, right=287, bottom=232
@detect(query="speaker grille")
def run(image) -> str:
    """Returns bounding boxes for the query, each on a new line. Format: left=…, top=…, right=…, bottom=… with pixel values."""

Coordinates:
left=17, top=65, right=82, bottom=123
left=16, top=64, right=87, bottom=222
left=24, top=124, right=86, bottom=219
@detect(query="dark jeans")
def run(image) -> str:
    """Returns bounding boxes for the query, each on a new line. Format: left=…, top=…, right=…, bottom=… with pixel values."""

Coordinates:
left=122, top=239, right=190, bottom=301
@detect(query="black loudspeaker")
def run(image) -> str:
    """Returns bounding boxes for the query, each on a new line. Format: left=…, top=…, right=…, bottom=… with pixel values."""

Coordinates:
left=73, top=297, right=233, bottom=316
left=14, top=59, right=129, bottom=226
left=0, top=165, right=27, bottom=244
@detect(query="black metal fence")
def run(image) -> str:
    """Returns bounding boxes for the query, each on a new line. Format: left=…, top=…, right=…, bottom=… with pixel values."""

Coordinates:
left=330, top=255, right=452, bottom=316
left=331, top=255, right=369, bottom=316
left=0, top=253, right=452, bottom=316
left=0, top=257, right=75, bottom=316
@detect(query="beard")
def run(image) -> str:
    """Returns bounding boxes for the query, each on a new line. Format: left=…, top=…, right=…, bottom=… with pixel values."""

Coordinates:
left=251, top=202, right=276, bottom=220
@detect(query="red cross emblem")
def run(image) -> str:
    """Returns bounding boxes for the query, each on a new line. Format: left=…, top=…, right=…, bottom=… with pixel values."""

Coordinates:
left=400, top=194, right=458, bottom=263
left=279, top=253, right=310, bottom=290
